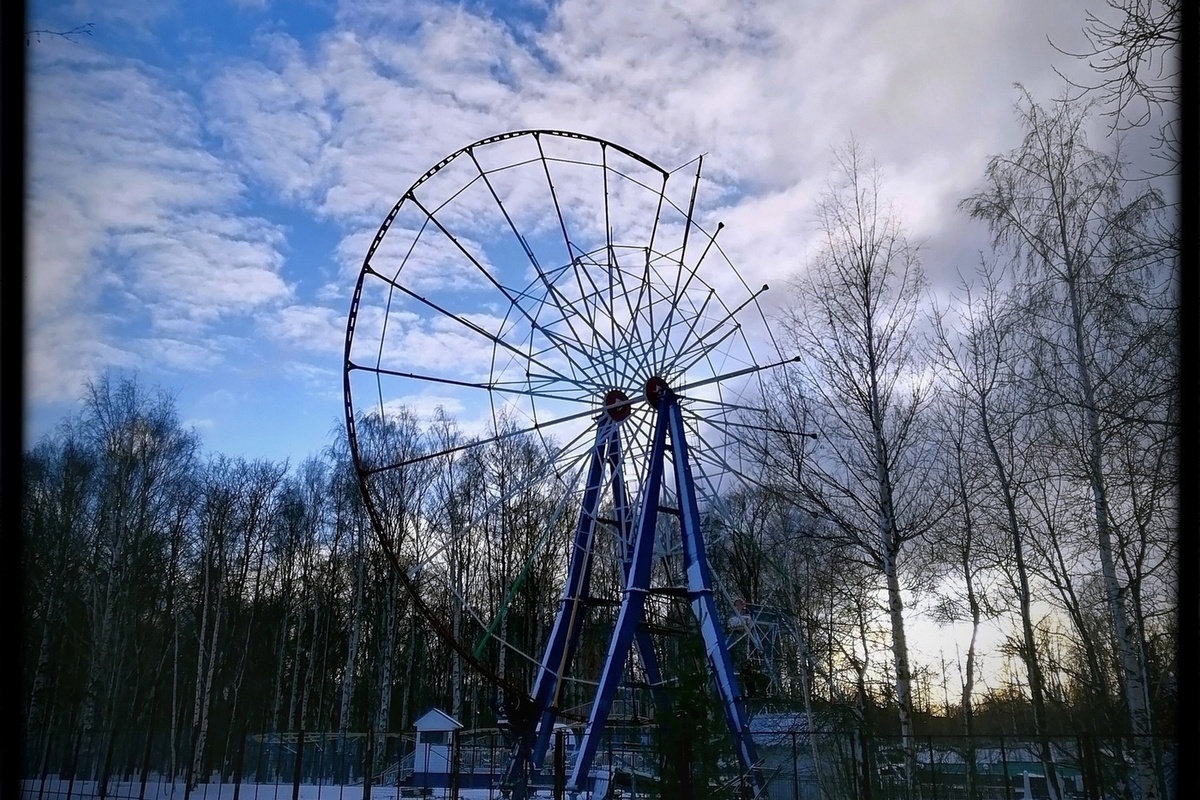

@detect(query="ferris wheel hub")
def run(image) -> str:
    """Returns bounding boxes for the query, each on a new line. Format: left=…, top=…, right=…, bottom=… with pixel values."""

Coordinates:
left=643, top=376, right=670, bottom=407
left=602, top=389, right=632, bottom=422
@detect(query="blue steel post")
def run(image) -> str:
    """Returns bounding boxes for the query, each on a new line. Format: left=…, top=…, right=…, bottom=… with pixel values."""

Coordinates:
left=504, top=419, right=615, bottom=795
left=611, top=433, right=671, bottom=717
left=528, top=423, right=627, bottom=767
left=566, top=401, right=671, bottom=793
left=536, top=383, right=762, bottom=797
left=666, top=398, right=764, bottom=794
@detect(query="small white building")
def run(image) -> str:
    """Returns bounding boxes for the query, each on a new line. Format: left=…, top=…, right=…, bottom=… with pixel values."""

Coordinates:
left=412, top=708, right=463, bottom=779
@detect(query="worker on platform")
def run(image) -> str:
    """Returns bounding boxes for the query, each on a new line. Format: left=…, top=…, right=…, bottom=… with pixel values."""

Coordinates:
left=727, top=597, right=752, bottom=632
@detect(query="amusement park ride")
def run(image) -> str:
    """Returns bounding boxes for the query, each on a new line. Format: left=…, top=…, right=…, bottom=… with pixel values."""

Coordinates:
left=342, top=131, right=806, bottom=798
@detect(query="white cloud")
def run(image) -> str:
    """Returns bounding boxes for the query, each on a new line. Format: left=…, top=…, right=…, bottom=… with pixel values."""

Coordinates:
left=149, top=337, right=227, bottom=371
left=205, top=39, right=335, bottom=203
left=60, top=0, right=178, bottom=39
left=267, top=303, right=346, bottom=353
left=27, top=0, right=1164, bottom=466
left=26, top=48, right=291, bottom=403
left=183, top=415, right=216, bottom=431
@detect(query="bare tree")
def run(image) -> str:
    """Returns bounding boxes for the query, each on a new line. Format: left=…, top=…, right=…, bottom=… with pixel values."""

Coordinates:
left=70, top=373, right=200, bottom=781
left=327, top=437, right=369, bottom=781
left=931, top=262, right=1065, bottom=798
left=25, top=22, right=94, bottom=45
left=776, top=140, right=943, bottom=799
left=1051, top=0, right=1180, bottom=169
left=22, top=435, right=98, bottom=778
left=218, top=459, right=289, bottom=774
left=962, top=87, right=1174, bottom=800
left=352, top=408, right=431, bottom=753
left=425, top=410, right=476, bottom=720
left=925, top=398, right=1004, bottom=800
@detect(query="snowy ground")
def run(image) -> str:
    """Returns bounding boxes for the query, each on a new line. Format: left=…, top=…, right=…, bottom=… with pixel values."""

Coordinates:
left=20, top=777, right=605, bottom=800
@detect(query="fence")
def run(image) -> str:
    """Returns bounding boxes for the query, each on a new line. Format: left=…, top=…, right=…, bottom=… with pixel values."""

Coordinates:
left=20, top=727, right=1177, bottom=800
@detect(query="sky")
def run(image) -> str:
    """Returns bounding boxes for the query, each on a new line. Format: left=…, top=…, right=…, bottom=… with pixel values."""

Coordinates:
left=22, top=0, right=1172, bottom=685
left=23, top=0, right=1138, bottom=465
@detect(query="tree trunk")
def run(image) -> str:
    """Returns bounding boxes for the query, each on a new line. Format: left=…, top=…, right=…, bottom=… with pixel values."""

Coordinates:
left=980, top=408, right=1062, bottom=800
left=338, top=526, right=366, bottom=781
left=374, top=571, right=399, bottom=774
left=190, top=553, right=223, bottom=788
left=1065, top=267, right=1161, bottom=800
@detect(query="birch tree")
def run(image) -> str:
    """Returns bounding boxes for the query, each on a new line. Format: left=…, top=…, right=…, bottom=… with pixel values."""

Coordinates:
left=931, top=263, right=1063, bottom=798
left=218, top=458, right=288, bottom=773
left=777, top=141, right=942, bottom=799
left=329, top=439, right=369, bottom=779
left=188, top=457, right=237, bottom=788
left=1052, top=0, right=1180, bottom=170
left=73, top=373, right=199, bottom=779
left=22, top=435, right=97, bottom=777
left=962, top=87, right=1175, bottom=800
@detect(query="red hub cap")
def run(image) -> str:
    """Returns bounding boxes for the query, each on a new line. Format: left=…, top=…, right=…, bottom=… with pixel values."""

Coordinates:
left=644, top=376, right=669, bottom=407
left=603, top=389, right=632, bottom=421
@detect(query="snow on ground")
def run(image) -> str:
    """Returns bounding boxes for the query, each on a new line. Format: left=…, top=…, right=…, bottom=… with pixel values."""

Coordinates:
left=20, top=777, right=598, bottom=800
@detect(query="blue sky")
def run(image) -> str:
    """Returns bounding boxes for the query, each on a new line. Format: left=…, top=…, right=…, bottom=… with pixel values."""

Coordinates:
left=24, top=0, right=1138, bottom=466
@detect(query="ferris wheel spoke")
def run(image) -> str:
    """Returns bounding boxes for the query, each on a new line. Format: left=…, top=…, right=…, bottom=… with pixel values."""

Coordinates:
left=606, top=251, right=640, bottom=384
left=473, top=425, right=627, bottom=663
left=675, top=157, right=702, bottom=290
left=361, top=402, right=615, bottom=474
left=676, top=420, right=755, bottom=502
left=666, top=284, right=773, bottom=376
left=437, top=571, right=547, bottom=672
left=407, top=192, right=601, bottom=373
left=403, top=429, right=603, bottom=584
left=409, top=417, right=646, bottom=637
left=571, top=252, right=622, bottom=356
left=635, top=252, right=699, bottom=366
left=654, top=233, right=726, bottom=376
left=533, top=136, right=592, bottom=287
left=668, top=354, right=801, bottom=398
left=675, top=324, right=744, bottom=377
left=352, top=364, right=604, bottom=408
left=362, top=266, right=584, bottom=388
left=650, top=160, right=708, bottom=376
left=616, top=238, right=664, bottom=370
left=681, top=395, right=774, bottom=416
left=603, top=290, right=648, bottom=376
left=510, top=263, right=626, bottom=390
left=415, top=436, right=593, bottom=597
left=529, top=259, right=611, bottom=357
left=671, top=285, right=717, bottom=359
left=527, top=283, right=613, bottom=384
left=611, top=272, right=680, bottom=380
left=704, top=413, right=818, bottom=441
left=600, top=147, right=620, bottom=387
left=463, top=155, right=575, bottom=342
left=684, top=407, right=803, bottom=488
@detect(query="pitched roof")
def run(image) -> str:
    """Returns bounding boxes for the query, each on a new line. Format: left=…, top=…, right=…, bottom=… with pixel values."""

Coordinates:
left=413, top=708, right=463, bottom=732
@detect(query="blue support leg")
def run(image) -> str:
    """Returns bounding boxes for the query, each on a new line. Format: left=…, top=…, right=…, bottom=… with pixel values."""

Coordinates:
left=566, top=403, right=671, bottom=793
left=666, top=400, right=764, bottom=794
left=504, top=420, right=616, bottom=793
left=611, top=434, right=672, bottom=718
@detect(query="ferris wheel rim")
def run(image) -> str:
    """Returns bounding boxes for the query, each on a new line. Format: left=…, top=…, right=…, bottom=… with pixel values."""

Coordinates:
left=342, top=129, right=791, bottom=714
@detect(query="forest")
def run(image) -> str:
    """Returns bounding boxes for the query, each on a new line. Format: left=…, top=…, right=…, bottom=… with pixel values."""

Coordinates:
left=21, top=5, right=1178, bottom=800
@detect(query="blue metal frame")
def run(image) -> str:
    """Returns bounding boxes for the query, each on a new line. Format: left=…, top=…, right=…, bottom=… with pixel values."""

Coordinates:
left=501, top=419, right=614, bottom=793
left=506, top=386, right=763, bottom=797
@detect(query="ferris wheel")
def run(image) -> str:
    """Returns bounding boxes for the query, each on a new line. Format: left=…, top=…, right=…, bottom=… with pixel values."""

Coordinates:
left=343, top=130, right=793, bottom=798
